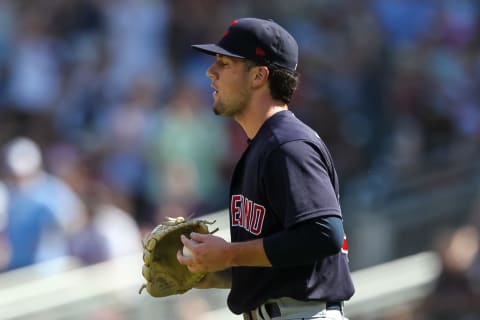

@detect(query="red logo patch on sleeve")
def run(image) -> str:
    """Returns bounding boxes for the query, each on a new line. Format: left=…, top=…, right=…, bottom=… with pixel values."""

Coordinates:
left=341, top=235, right=349, bottom=254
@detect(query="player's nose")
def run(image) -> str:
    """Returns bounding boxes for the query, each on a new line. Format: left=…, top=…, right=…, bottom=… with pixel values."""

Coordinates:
left=206, top=63, right=216, bottom=79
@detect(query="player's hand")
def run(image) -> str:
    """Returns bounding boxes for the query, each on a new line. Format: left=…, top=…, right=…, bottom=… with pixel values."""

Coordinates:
left=177, top=232, right=232, bottom=273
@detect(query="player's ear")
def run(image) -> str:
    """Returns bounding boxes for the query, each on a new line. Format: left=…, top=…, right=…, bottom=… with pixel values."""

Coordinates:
left=252, top=66, right=269, bottom=87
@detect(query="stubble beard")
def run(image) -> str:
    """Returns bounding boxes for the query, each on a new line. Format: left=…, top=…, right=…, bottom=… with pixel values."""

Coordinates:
left=213, top=101, right=242, bottom=117
left=212, top=87, right=251, bottom=117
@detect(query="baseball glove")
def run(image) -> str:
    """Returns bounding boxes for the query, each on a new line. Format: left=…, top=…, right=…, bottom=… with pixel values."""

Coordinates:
left=139, top=217, right=217, bottom=297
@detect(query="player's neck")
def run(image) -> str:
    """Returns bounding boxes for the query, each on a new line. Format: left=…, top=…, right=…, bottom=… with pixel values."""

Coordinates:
left=235, top=98, right=288, bottom=140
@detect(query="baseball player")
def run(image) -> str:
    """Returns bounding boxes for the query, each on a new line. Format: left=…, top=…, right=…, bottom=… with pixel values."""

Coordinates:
left=177, top=17, right=355, bottom=320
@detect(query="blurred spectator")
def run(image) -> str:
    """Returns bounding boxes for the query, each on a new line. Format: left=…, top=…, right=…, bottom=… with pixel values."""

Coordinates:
left=415, top=225, right=480, bottom=319
left=99, top=0, right=170, bottom=98
left=90, top=190, right=142, bottom=259
left=67, top=196, right=109, bottom=266
left=1, top=138, right=58, bottom=270
left=69, top=181, right=142, bottom=264
left=145, top=83, right=228, bottom=222
left=98, top=76, right=160, bottom=227
left=2, top=137, right=86, bottom=268
left=6, top=6, right=60, bottom=113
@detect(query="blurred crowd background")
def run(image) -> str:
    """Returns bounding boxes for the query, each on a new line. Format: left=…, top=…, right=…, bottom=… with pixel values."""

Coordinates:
left=0, top=0, right=479, bottom=319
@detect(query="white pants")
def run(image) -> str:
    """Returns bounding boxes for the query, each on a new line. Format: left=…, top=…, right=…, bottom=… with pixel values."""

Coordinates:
left=254, top=297, right=349, bottom=320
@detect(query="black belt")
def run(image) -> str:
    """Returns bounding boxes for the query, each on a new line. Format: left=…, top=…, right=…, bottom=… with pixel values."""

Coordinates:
left=243, top=301, right=343, bottom=319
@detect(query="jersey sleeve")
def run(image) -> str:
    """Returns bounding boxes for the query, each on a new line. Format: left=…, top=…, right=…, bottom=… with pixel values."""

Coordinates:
left=263, top=215, right=344, bottom=267
left=263, top=140, right=341, bottom=228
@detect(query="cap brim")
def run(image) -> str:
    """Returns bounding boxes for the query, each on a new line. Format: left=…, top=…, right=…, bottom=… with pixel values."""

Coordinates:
left=191, top=44, right=245, bottom=59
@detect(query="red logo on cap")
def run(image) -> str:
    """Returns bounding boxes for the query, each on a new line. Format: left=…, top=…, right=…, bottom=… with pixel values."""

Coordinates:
left=255, top=47, right=266, bottom=56
left=222, top=20, right=238, bottom=39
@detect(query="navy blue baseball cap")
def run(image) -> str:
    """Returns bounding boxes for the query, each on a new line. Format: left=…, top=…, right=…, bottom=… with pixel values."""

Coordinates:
left=192, top=18, right=298, bottom=72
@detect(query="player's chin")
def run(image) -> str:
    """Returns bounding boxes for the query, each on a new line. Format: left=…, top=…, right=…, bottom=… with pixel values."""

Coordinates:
left=212, top=104, right=228, bottom=116
left=213, top=103, right=239, bottom=117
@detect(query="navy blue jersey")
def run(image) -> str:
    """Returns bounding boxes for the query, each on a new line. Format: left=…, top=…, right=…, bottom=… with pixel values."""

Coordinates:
left=227, top=110, right=355, bottom=314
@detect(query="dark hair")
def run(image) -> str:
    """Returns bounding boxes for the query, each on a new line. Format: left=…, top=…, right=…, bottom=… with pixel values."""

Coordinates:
left=246, top=61, right=299, bottom=104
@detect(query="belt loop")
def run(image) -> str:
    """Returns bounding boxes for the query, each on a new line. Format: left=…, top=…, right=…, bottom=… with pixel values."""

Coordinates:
left=243, top=310, right=257, bottom=320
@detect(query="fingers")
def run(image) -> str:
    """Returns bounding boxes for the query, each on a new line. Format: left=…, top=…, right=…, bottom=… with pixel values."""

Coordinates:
left=178, top=235, right=200, bottom=271
left=178, top=235, right=197, bottom=260
left=181, top=233, right=205, bottom=246
left=176, top=249, right=203, bottom=272
left=177, top=233, right=222, bottom=272
left=189, top=232, right=207, bottom=242
left=177, top=248, right=191, bottom=264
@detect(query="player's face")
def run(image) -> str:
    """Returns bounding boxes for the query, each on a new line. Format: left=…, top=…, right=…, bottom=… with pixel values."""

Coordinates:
left=206, top=55, right=252, bottom=117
